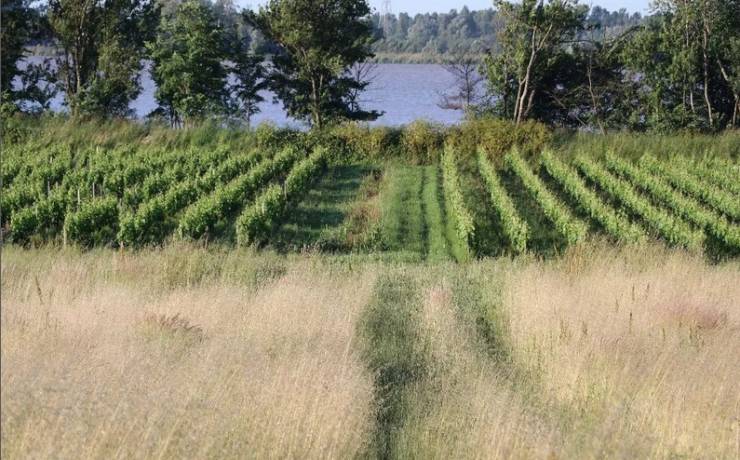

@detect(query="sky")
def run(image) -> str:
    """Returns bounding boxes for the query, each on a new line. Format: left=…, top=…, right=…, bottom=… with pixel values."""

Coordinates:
left=244, top=1, right=652, bottom=16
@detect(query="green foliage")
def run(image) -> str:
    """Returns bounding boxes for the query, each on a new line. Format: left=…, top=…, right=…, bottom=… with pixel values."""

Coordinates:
left=147, top=0, right=228, bottom=125
left=441, top=148, right=475, bottom=261
left=1, top=0, right=33, bottom=94
left=621, top=0, right=740, bottom=130
left=506, top=148, right=587, bottom=245
left=541, top=150, right=644, bottom=243
left=64, top=196, right=119, bottom=246
left=400, top=120, right=445, bottom=164
left=640, top=155, right=740, bottom=222
left=606, top=153, right=740, bottom=251
left=575, top=156, right=704, bottom=249
left=484, top=0, right=588, bottom=123
left=328, top=123, right=401, bottom=161
left=246, top=0, right=380, bottom=128
left=236, top=147, right=328, bottom=245
left=49, top=0, right=157, bottom=117
left=446, top=118, right=551, bottom=160
left=369, top=6, right=642, bottom=61
left=478, top=148, right=529, bottom=253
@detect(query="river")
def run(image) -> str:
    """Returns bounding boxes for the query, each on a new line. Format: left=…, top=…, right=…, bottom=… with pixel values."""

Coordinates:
left=18, top=60, right=473, bottom=127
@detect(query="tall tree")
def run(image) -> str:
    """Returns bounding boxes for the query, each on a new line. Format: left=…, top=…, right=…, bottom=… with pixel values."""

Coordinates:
left=246, top=0, right=380, bottom=129
left=1, top=0, right=33, bottom=96
left=483, top=0, right=587, bottom=124
left=622, top=0, right=740, bottom=130
left=48, top=0, right=157, bottom=117
left=147, top=0, right=228, bottom=126
left=1, top=0, right=58, bottom=112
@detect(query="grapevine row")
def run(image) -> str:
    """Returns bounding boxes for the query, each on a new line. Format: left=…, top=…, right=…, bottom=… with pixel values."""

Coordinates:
left=8, top=147, right=236, bottom=244
left=236, top=147, right=328, bottom=246
left=177, top=147, right=301, bottom=240
left=691, top=161, right=740, bottom=198
left=506, top=149, right=587, bottom=245
left=477, top=148, right=528, bottom=253
left=441, top=147, right=475, bottom=261
left=575, top=156, right=704, bottom=249
left=119, top=149, right=268, bottom=246
left=605, top=154, right=740, bottom=251
left=640, top=156, right=740, bottom=221
left=541, top=151, right=644, bottom=243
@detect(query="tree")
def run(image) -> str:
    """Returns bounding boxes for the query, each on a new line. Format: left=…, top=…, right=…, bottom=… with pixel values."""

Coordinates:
left=622, top=0, right=740, bottom=130
left=438, top=47, right=485, bottom=112
left=1, top=0, right=33, bottom=96
left=345, top=61, right=379, bottom=115
left=227, top=32, right=268, bottom=127
left=483, top=0, right=587, bottom=124
left=48, top=0, right=157, bottom=117
left=246, top=0, right=381, bottom=129
left=147, top=0, right=229, bottom=127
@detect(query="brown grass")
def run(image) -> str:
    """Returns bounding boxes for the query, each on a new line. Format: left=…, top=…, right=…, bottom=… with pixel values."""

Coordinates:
left=502, top=245, right=740, bottom=458
left=2, top=243, right=739, bottom=459
left=1, top=246, right=375, bottom=459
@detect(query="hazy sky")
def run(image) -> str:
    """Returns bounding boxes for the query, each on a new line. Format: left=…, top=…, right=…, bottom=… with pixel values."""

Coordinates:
left=244, top=1, right=652, bottom=15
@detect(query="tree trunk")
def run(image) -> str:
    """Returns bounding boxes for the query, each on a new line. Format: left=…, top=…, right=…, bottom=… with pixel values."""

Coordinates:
left=716, top=57, right=739, bottom=129
left=587, top=56, right=606, bottom=134
left=310, top=75, right=324, bottom=129
left=516, top=31, right=538, bottom=125
left=702, top=24, right=714, bottom=128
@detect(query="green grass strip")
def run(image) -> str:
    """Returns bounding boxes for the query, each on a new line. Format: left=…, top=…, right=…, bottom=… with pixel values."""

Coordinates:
left=421, top=165, right=450, bottom=262
left=359, top=273, right=425, bottom=460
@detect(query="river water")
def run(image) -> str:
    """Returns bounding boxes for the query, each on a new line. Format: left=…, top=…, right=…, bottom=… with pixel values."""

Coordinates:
left=20, top=60, right=471, bottom=127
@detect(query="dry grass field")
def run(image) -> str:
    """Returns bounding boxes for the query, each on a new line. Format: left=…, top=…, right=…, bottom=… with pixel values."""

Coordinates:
left=2, top=242, right=739, bottom=459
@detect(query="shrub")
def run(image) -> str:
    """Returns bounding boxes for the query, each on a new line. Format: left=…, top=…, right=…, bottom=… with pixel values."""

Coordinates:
left=447, top=118, right=551, bottom=161
left=401, top=120, right=445, bottom=164
left=329, top=122, right=401, bottom=161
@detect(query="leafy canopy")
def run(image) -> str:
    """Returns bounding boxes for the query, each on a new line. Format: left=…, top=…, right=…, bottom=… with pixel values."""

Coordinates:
left=246, top=0, right=381, bottom=128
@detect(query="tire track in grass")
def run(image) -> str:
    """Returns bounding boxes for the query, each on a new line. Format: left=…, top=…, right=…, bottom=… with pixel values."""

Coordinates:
left=359, top=272, right=426, bottom=459
left=380, top=165, right=425, bottom=261
left=421, top=165, right=450, bottom=262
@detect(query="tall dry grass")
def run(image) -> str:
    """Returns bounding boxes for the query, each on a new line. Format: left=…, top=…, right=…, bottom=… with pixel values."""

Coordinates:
left=2, top=243, right=738, bottom=459
left=358, top=245, right=740, bottom=459
left=501, top=244, right=740, bottom=458
left=394, top=278, right=554, bottom=459
left=1, top=246, right=375, bottom=459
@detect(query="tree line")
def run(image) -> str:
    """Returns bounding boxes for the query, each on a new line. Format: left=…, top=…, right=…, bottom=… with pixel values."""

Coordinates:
left=370, top=5, right=642, bottom=57
left=2, top=0, right=739, bottom=132
left=2, top=0, right=378, bottom=128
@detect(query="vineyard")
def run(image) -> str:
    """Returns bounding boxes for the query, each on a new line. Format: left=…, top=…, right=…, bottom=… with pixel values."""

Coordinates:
left=2, top=142, right=739, bottom=259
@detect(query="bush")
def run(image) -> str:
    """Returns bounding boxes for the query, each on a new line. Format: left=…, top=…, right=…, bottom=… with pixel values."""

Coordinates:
left=328, top=122, right=401, bottom=161
left=400, top=120, right=444, bottom=164
left=447, top=117, right=551, bottom=162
